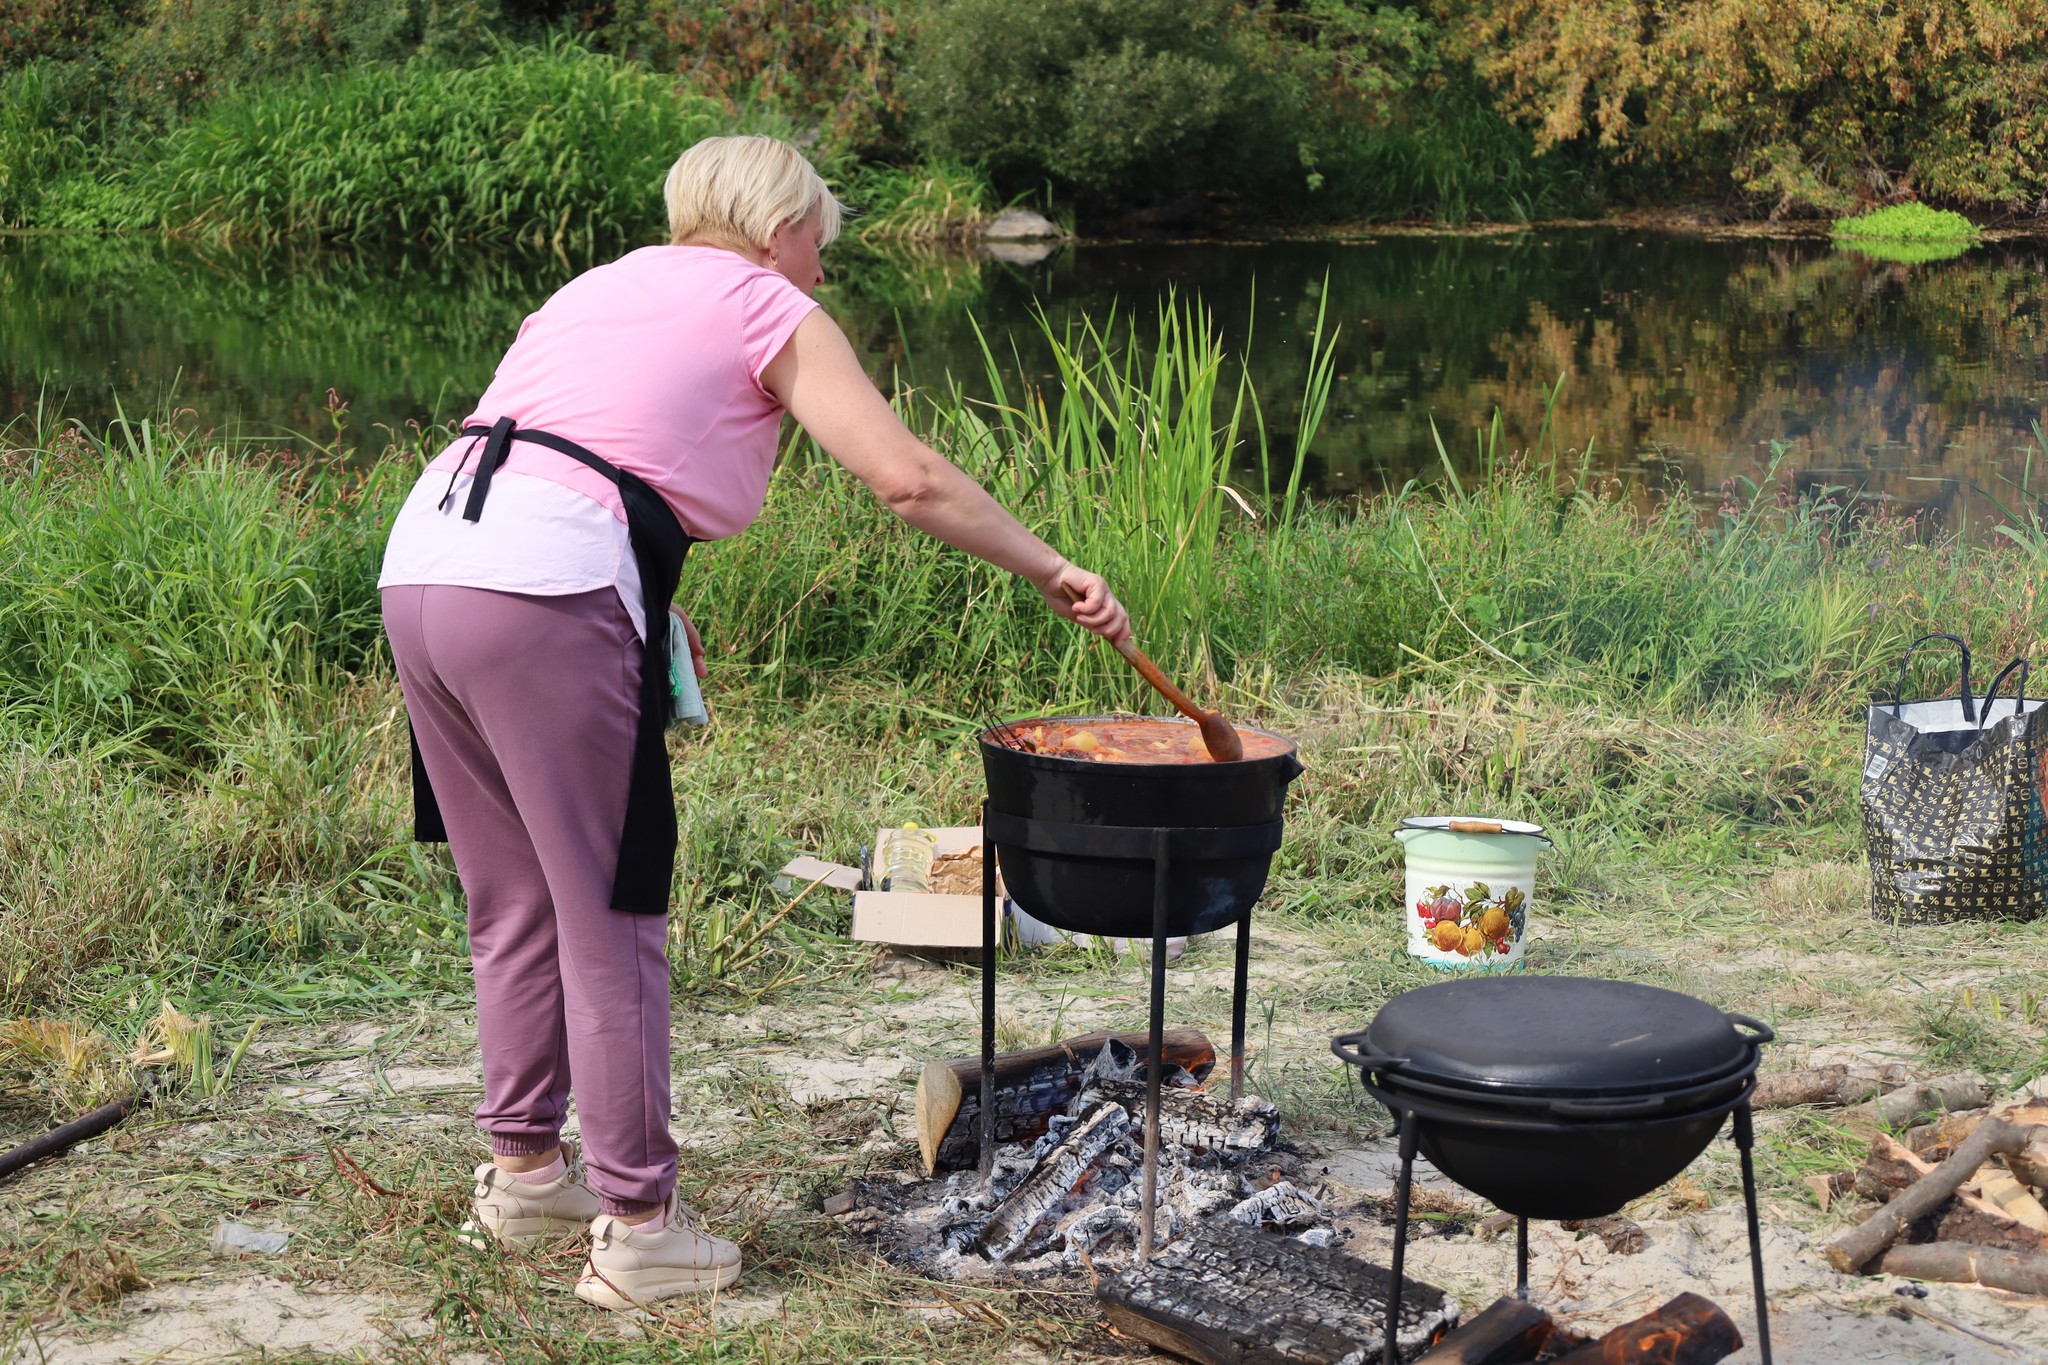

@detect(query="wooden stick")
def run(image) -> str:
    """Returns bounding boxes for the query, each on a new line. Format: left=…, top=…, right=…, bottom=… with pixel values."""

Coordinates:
left=1827, top=1118, right=2035, bottom=1273
left=1545, top=1292, right=1743, bottom=1365
left=1878, top=1243, right=2048, bottom=1297
left=1412, top=1296, right=1555, bottom=1363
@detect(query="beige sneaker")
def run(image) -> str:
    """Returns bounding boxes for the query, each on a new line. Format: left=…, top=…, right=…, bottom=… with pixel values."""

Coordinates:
left=573, top=1199, right=742, bottom=1308
left=458, top=1144, right=602, bottom=1249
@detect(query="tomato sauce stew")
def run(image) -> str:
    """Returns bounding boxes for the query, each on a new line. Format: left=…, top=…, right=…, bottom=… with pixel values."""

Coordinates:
left=990, top=717, right=1292, bottom=764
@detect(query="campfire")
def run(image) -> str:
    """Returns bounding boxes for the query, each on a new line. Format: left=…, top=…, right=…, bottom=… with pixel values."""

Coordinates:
left=830, top=1028, right=1774, bottom=1364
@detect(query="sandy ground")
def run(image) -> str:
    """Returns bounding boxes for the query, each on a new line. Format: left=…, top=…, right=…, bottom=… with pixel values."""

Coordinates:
left=9, top=908, right=2048, bottom=1364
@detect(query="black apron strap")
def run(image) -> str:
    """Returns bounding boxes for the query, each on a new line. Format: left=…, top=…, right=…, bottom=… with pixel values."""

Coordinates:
left=461, top=416, right=517, bottom=523
left=415, top=422, right=693, bottom=914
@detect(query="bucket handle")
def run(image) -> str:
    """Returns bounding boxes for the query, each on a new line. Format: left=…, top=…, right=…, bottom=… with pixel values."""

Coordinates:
left=1447, top=818, right=1503, bottom=834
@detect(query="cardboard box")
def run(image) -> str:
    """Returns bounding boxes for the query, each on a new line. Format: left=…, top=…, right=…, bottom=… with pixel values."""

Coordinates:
left=849, top=826, right=1012, bottom=959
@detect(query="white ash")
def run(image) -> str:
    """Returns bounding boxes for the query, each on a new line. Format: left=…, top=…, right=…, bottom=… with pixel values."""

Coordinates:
left=846, top=1040, right=1351, bottom=1281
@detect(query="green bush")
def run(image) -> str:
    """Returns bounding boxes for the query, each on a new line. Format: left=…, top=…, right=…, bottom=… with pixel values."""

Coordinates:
left=126, top=42, right=770, bottom=248
left=1831, top=202, right=1981, bottom=242
left=0, top=59, right=98, bottom=227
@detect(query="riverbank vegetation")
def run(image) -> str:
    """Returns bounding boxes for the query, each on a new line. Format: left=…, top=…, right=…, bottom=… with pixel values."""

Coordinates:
left=6, top=297, right=2048, bottom=1029
left=3, top=0, right=2044, bottom=241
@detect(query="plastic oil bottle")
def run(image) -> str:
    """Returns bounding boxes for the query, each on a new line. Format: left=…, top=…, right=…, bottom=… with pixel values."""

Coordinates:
left=876, top=824, right=938, bottom=892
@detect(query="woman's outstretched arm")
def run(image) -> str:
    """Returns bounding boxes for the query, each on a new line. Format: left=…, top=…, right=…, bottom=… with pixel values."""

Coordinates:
left=762, top=309, right=1130, bottom=644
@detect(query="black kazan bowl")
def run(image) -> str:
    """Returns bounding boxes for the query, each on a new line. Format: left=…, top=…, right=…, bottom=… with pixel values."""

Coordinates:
left=1331, top=977, right=1773, bottom=1222
left=980, top=716, right=1303, bottom=940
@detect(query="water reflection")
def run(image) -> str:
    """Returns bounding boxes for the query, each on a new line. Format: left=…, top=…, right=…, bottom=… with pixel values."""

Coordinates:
left=3, top=230, right=2043, bottom=534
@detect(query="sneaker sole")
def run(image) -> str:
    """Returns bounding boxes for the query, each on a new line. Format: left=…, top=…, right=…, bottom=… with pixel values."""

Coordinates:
left=573, top=1260, right=743, bottom=1309
left=459, top=1214, right=592, bottom=1251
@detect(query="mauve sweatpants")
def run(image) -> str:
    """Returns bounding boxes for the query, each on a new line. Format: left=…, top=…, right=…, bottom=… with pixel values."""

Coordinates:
left=382, top=583, right=676, bottom=1217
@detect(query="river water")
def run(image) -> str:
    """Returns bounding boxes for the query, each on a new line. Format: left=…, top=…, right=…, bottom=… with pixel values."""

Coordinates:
left=3, top=229, right=2044, bottom=533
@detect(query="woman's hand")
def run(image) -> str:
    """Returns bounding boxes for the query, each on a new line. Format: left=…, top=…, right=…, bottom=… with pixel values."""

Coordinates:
left=1041, top=563, right=1130, bottom=645
left=676, top=606, right=707, bottom=679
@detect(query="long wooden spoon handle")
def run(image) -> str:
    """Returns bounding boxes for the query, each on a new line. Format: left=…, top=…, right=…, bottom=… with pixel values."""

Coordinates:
left=1114, top=636, right=1208, bottom=724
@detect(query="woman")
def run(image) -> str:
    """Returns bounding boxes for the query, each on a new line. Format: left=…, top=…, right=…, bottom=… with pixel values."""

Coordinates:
left=377, top=135, right=1129, bottom=1310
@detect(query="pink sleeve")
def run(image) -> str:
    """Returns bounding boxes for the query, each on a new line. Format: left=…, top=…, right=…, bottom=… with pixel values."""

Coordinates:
left=739, top=273, right=820, bottom=395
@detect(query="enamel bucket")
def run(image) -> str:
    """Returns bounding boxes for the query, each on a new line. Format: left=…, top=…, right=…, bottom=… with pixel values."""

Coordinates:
left=1394, top=817, right=1551, bottom=970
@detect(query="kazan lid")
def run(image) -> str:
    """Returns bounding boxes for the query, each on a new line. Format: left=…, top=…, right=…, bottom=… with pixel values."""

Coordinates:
left=1355, top=976, right=1768, bottom=1099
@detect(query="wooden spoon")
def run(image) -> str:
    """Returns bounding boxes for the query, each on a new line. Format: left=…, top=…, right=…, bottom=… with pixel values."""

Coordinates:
left=1067, top=587, right=1243, bottom=761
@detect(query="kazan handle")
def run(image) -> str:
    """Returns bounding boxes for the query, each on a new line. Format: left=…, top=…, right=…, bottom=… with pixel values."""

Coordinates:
left=1724, top=1013, right=1776, bottom=1045
left=1446, top=818, right=1505, bottom=834
left=1329, top=1033, right=1403, bottom=1073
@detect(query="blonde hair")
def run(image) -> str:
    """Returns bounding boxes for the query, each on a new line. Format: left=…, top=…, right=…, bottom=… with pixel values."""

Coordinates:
left=664, top=136, right=843, bottom=251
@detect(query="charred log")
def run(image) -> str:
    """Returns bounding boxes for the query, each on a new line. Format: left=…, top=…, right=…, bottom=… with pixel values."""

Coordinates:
left=1412, top=1296, right=1555, bottom=1363
left=975, top=1101, right=1132, bottom=1261
left=1545, top=1293, right=1742, bottom=1365
left=916, top=1029, right=1215, bottom=1174
left=1096, top=1220, right=1457, bottom=1364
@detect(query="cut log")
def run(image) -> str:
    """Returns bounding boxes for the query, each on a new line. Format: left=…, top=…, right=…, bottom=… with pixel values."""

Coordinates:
left=1751, top=1063, right=1917, bottom=1110
left=914, top=1028, right=1215, bottom=1175
left=1878, top=1242, right=2048, bottom=1297
left=1412, top=1296, right=1554, bottom=1363
left=975, top=1101, right=1131, bottom=1261
left=1849, top=1134, right=2048, bottom=1251
left=1096, top=1219, right=1457, bottom=1364
left=1844, top=1074, right=1989, bottom=1131
left=1827, top=1118, right=2036, bottom=1273
left=1545, top=1293, right=1742, bottom=1365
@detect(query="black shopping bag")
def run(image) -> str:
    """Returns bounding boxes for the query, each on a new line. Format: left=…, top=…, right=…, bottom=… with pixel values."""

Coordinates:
left=1863, top=633, right=2048, bottom=924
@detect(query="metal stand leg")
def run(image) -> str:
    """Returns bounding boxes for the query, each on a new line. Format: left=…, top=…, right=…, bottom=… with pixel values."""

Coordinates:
left=1516, top=1216, right=1529, bottom=1301
left=1383, top=1110, right=1419, bottom=1365
left=1229, top=911, right=1251, bottom=1102
left=1734, top=1101, right=1773, bottom=1365
left=978, top=805, right=997, bottom=1182
left=1139, top=829, right=1171, bottom=1265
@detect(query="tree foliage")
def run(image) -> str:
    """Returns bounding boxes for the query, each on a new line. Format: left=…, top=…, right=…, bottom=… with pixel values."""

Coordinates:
left=1443, top=0, right=2048, bottom=214
left=898, top=0, right=1298, bottom=202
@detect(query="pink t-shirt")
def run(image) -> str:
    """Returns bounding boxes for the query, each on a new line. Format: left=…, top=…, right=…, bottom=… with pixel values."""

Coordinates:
left=427, top=244, right=818, bottom=540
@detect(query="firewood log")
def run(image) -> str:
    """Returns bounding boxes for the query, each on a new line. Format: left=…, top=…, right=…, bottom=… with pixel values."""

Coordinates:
left=912, top=1027, right=1214, bottom=1175
left=1900, top=1102, right=2048, bottom=1191
left=1843, top=1074, right=1989, bottom=1132
left=1751, top=1063, right=1916, bottom=1110
left=1849, top=1134, right=2048, bottom=1251
left=1827, top=1119, right=2035, bottom=1273
left=1877, top=1242, right=2048, bottom=1296
left=1544, top=1292, right=1742, bottom=1364
left=1412, top=1296, right=1554, bottom=1364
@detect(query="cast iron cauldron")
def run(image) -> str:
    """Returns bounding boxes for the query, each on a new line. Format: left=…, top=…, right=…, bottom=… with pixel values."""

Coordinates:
left=980, top=716, right=1302, bottom=939
left=1331, top=976, right=1773, bottom=1221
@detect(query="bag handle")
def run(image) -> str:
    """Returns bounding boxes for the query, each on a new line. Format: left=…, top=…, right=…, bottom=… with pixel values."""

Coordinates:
left=1890, top=633, right=1975, bottom=722
left=1978, top=658, right=2030, bottom=726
